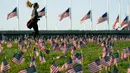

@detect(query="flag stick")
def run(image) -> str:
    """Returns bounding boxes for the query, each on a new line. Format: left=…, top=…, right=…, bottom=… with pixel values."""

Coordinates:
left=81, top=50, right=83, bottom=71
left=90, top=0, right=93, bottom=30
left=84, top=22, right=86, bottom=30
left=69, top=0, right=72, bottom=30
left=129, top=2, right=130, bottom=30
left=55, top=18, right=59, bottom=30
left=99, top=56, right=102, bottom=73
left=45, top=0, right=47, bottom=30
left=128, top=49, right=130, bottom=62
left=107, top=0, right=109, bottom=30
left=117, top=50, right=120, bottom=67
left=127, top=3, right=129, bottom=20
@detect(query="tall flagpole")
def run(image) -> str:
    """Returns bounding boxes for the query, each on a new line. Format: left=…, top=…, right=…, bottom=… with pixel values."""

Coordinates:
left=69, top=0, right=72, bottom=30
left=127, top=2, right=129, bottom=30
left=118, top=0, right=121, bottom=27
left=90, top=0, right=93, bottom=30
left=128, top=1, right=130, bottom=30
left=17, top=0, right=20, bottom=30
left=107, top=0, right=109, bottom=30
left=45, top=0, right=47, bottom=30
left=84, top=22, right=85, bottom=30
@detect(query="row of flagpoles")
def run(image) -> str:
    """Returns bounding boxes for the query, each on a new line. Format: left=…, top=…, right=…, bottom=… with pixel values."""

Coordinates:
left=7, top=0, right=130, bottom=30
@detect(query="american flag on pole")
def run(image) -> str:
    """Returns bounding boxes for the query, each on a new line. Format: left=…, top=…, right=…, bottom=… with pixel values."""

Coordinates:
left=66, top=68, right=76, bottom=73
left=97, top=12, right=108, bottom=24
left=59, top=8, right=70, bottom=21
left=33, top=47, right=39, bottom=57
left=18, top=66, right=36, bottom=73
left=88, top=59, right=102, bottom=73
left=29, top=56, right=36, bottom=67
left=0, top=44, right=3, bottom=55
left=102, top=47, right=107, bottom=57
left=7, top=7, right=17, bottom=20
left=113, top=15, right=119, bottom=29
left=66, top=64, right=82, bottom=73
left=73, top=53, right=82, bottom=64
left=60, top=43, right=67, bottom=53
left=121, top=16, right=128, bottom=27
left=113, top=52, right=119, bottom=64
left=128, top=47, right=130, bottom=56
left=61, top=58, right=73, bottom=71
left=0, top=60, right=10, bottom=72
left=74, top=64, right=82, bottom=73
left=80, top=10, right=91, bottom=24
left=39, top=51, right=46, bottom=63
left=78, top=41, right=84, bottom=50
left=44, top=49, right=50, bottom=54
left=100, top=56, right=111, bottom=66
left=38, top=7, right=45, bottom=17
left=12, top=51, right=25, bottom=64
left=121, top=49, right=127, bottom=60
left=50, top=62, right=61, bottom=73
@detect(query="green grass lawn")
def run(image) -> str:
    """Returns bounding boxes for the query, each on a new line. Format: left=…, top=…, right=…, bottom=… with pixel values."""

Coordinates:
left=0, top=40, right=130, bottom=73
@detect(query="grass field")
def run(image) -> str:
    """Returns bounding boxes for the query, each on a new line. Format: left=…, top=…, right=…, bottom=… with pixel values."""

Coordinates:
left=0, top=40, right=130, bottom=73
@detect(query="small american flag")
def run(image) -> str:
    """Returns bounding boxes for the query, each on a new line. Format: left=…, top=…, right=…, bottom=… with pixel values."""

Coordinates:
left=100, top=56, right=111, bottom=66
left=72, top=40, right=77, bottom=48
left=121, top=49, right=127, bottom=60
left=12, top=51, right=25, bottom=64
left=7, top=7, right=17, bottom=20
left=61, top=58, right=73, bottom=71
left=127, top=47, right=130, bottom=56
left=73, top=53, right=82, bottom=64
left=74, top=65, right=82, bottom=73
left=44, top=49, right=50, bottom=54
left=50, top=62, right=60, bottom=73
left=0, top=44, right=3, bottom=54
left=33, top=47, right=39, bottom=57
left=71, top=48, right=76, bottom=55
left=66, top=64, right=82, bottom=73
left=39, top=51, right=46, bottom=63
left=18, top=66, right=36, bottom=73
left=60, top=44, right=67, bottom=53
left=113, top=53, right=119, bottom=64
left=12, top=57, right=25, bottom=64
left=66, top=68, right=76, bottom=73
left=18, top=40, right=23, bottom=50
left=30, top=56, right=35, bottom=67
left=0, top=60, right=10, bottom=72
left=102, top=47, right=107, bottom=57
left=88, top=59, right=102, bottom=73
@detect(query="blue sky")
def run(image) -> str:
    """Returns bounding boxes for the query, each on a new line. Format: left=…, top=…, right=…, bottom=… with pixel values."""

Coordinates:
left=0, top=0, right=129, bottom=30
